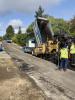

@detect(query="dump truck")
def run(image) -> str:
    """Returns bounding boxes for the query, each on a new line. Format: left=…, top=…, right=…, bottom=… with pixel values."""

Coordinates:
left=32, top=17, right=58, bottom=58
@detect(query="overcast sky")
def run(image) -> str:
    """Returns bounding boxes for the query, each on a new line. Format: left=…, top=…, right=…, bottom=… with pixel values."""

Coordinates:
left=0, top=0, right=75, bottom=36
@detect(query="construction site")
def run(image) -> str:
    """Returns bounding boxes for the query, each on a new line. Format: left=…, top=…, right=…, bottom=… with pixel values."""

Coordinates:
left=0, top=0, right=75, bottom=100
left=0, top=16, right=74, bottom=100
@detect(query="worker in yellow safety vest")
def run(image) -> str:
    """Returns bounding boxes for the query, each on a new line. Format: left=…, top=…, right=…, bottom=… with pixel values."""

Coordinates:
left=70, top=43, right=75, bottom=54
left=70, top=42, right=75, bottom=64
left=59, top=44, right=69, bottom=71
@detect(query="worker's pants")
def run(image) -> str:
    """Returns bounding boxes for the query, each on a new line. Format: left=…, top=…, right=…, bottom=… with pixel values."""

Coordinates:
left=60, top=58, right=68, bottom=70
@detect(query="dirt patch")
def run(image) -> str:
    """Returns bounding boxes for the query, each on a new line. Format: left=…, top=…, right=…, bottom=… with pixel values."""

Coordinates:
left=0, top=67, right=16, bottom=81
left=0, top=77, right=45, bottom=100
left=0, top=52, right=46, bottom=100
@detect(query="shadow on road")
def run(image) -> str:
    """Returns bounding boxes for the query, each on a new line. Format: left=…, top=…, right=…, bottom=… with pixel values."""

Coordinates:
left=12, top=57, right=35, bottom=72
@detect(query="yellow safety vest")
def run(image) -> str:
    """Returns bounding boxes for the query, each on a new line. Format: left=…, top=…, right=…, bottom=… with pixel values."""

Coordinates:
left=70, top=44, right=75, bottom=54
left=60, top=48, right=68, bottom=59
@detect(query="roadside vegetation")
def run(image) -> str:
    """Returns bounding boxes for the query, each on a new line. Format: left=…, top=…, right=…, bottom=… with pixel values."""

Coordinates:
left=3, top=6, right=75, bottom=46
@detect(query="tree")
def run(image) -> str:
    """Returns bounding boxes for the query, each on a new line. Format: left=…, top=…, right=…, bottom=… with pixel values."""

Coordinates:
left=69, top=16, right=75, bottom=36
left=0, top=36, right=3, bottom=41
left=35, top=6, right=44, bottom=18
left=5, top=25, right=14, bottom=39
left=12, top=34, right=28, bottom=46
left=47, top=16, right=69, bottom=35
left=26, top=22, right=34, bottom=33
left=26, top=22, right=35, bottom=39
left=18, top=26, right=22, bottom=34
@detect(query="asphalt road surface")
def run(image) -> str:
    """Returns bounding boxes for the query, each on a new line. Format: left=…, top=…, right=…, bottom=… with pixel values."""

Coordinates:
left=3, top=41, right=75, bottom=100
left=0, top=51, right=46, bottom=100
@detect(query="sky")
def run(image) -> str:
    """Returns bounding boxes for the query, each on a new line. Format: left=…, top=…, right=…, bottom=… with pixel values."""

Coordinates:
left=0, top=0, right=75, bottom=36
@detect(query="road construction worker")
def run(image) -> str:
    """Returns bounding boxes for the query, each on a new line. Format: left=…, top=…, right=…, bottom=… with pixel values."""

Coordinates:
left=59, top=44, right=68, bottom=71
left=70, top=41, right=75, bottom=65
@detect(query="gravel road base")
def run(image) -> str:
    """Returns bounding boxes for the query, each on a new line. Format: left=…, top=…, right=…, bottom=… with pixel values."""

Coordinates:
left=0, top=51, right=46, bottom=100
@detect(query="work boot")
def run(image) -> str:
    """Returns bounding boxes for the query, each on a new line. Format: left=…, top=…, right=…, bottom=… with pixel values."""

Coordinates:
left=59, top=68, right=63, bottom=71
left=63, top=69, right=67, bottom=71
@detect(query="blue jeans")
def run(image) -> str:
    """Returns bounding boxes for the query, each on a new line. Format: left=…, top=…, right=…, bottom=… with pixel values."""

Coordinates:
left=60, top=58, right=68, bottom=70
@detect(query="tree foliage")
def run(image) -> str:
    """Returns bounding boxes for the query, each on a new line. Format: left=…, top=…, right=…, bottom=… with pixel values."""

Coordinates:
left=69, top=16, right=75, bottom=36
left=12, top=34, right=28, bottom=46
left=18, top=26, right=22, bottom=34
left=35, top=6, right=44, bottom=18
left=4, top=25, right=14, bottom=39
left=26, top=22, right=35, bottom=39
left=47, top=16, right=69, bottom=35
left=26, top=22, right=34, bottom=34
left=0, top=36, right=3, bottom=41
